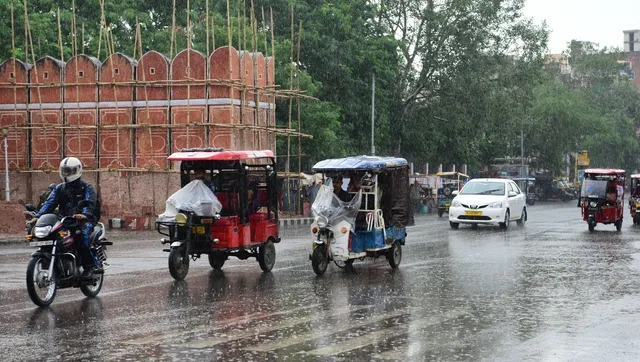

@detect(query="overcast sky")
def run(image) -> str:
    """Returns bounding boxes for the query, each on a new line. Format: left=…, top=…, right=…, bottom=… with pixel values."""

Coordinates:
left=523, top=0, right=640, bottom=54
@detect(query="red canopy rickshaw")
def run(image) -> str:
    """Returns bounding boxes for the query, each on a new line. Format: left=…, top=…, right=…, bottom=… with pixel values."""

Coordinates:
left=580, top=168, right=626, bottom=232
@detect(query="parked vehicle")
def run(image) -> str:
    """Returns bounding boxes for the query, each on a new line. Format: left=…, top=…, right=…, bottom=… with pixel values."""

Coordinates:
left=435, top=172, right=469, bottom=217
left=629, top=174, right=640, bottom=225
left=156, top=148, right=280, bottom=281
left=308, top=156, right=412, bottom=275
left=532, top=176, right=574, bottom=202
left=448, top=178, right=527, bottom=230
left=25, top=200, right=110, bottom=307
left=512, top=177, right=536, bottom=206
left=580, top=168, right=625, bottom=232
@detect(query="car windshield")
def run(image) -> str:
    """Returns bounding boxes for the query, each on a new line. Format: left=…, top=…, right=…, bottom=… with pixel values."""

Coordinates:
left=460, top=182, right=505, bottom=196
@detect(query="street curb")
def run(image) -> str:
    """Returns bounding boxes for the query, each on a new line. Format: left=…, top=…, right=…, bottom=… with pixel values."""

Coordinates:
left=279, top=218, right=314, bottom=228
left=0, top=239, right=26, bottom=246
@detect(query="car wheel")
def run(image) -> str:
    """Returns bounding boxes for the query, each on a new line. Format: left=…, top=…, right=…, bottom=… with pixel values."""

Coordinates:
left=499, top=210, right=510, bottom=230
left=471, top=223, right=478, bottom=230
left=449, top=221, right=459, bottom=229
left=516, top=208, right=526, bottom=227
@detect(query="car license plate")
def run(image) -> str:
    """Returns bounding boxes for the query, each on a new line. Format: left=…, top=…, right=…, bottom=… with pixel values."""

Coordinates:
left=636, top=203, right=640, bottom=208
left=195, top=226, right=206, bottom=235
left=29, top=240, right=54, bottom=247
left=445, top=203, right=451, bottom=207
left=465, top=211, right=482, bottom=216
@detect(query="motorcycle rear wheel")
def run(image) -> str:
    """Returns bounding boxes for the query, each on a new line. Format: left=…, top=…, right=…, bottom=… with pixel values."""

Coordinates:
left=26, top=257, right=58, bottom=307
left=80, top=273, right=104, bottom=298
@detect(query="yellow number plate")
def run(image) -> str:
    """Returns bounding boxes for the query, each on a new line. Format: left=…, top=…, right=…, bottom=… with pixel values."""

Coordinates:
left=195, top=226, right=206, bottom=235
left=636, top=204, right=640, bottom=208
left=465, top=211, right=482, bottom=216
left=445, top=203, right=451, bottom=207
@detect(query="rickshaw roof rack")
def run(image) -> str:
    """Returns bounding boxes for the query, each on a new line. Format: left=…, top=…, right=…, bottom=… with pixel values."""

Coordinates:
left=312, top=155, right=408, bottom=172
left=584, top=168, right=626, bottom=175
left=631, top=174, right=640, bottom=178
left=168, top=149, right=275, bottom=161
left=511, top=177, right=536, bottom=181
left=435, top=171, right=469, bottom=178
left=180, top=147, right=226, bottom=153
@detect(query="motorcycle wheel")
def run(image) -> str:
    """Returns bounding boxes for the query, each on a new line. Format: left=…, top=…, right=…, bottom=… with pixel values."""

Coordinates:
left=168, top=247, right=190, bottom=281
left=258, top=240, right=276, bottom=272
left=311, top=245, right=329, bottom=276
left=26, top=257, right=58, bottom=307
left=80, top=273, right=104, bottom=298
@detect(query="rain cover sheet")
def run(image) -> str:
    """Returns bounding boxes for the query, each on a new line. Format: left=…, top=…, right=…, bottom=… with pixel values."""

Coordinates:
left=311, top=184, right=362, bottom=226
left=159, top=180, right=223, bottom=222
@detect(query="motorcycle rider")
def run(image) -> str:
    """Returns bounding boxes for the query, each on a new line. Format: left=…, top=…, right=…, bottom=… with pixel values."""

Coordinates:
left=30, top=157, right=100, bottom=278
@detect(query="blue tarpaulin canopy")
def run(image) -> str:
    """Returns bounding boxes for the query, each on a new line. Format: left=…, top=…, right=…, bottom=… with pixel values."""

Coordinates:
left=312, top=155, right=408, bottom=172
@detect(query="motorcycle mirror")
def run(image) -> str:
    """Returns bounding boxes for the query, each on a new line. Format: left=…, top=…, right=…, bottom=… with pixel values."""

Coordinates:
left=25, top=204, right=36, bottom=212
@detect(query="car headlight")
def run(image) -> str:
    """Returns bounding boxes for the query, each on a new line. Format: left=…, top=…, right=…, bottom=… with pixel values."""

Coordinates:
left=452, top=200, right=461, bottom=207
left=175, top=213, right=188, bottom=226
left=590, top=201, right=597, bottom=208
left=489, top=201, right=502, bottom=208
left=34, top=225, right=52, bottom=238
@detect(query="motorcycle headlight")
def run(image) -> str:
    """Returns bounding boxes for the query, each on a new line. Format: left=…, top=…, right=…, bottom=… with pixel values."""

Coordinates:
left=452, top=200, right=461, bottom=207
left=590, top=201, right=597, bottom=208
left=34, top=225, right=52, bottom=238
left=489, top=201, right=502, bottom=208
left=316, top=216, right=328, bottom=229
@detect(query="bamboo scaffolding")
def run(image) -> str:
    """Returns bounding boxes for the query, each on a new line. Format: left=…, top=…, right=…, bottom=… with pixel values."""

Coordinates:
left=3, top=0, right=311, bottom=188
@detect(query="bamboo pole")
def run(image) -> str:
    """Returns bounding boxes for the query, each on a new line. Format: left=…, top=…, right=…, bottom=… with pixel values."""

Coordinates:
left=24, top=0, right=52, bottom=169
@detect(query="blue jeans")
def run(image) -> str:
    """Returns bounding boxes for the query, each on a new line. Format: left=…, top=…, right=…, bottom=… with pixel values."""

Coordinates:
left=82, top=222, right=99, bottom=266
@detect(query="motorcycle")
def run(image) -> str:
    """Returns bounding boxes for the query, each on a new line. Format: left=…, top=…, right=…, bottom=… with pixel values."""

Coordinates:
left=25, top=200, right=112, bottom=307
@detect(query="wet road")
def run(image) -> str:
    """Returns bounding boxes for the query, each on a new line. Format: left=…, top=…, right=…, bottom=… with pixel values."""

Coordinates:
left=2, top=203, right=640, bottom=361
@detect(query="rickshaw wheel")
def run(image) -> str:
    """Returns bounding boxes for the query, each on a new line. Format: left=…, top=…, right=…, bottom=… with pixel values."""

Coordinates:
left=588, top=221, right=595, bottom=233
left=258, top=240, right=276, bottom=272
left=168, top=247, right=190, bottom=281
left=616, top=219, right=623, bottom=232
left=208, top=253, right=226, bottom=270
left=311, top=245, right=328, bottom=276
left=387, top=242, right=402, bottom=268
left=438, top=209, right=444, bottom=218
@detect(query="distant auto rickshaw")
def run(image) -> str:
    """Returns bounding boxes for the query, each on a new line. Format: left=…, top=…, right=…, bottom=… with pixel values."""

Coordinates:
left=629, top=174, right=640, bottom=225
left=156, top=148, right=280, bottom=280
left=580, top=168, right=626, bottom=232
left=512, top=177, right=536, bottom=206
left=436, top=172, right=469, bottom=217
left=533, top=176, right=574, bottom=202
left=309, top=156, right=412, bottom=275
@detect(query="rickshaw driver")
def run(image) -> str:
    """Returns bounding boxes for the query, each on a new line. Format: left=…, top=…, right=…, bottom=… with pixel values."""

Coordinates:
left=194, top=168, right=216, bottom=194
left=332, top=175, right=352, bottom=202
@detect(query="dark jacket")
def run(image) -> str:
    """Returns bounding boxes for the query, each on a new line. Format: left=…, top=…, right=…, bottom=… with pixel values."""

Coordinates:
left=36, top=180, right=98, bottom=220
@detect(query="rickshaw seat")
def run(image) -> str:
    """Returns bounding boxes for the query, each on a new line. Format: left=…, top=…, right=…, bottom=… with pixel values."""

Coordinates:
left=216, top=193, right=239, bottom=211
left=215, top=216, right=238, bottom=226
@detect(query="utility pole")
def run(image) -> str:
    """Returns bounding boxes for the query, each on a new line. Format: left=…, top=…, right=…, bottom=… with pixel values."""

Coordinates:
left=520, top=129, right=524, bottom=178
left=371, top=73, right=375, bottom=155
left=3, top=128, right=9, bottom=201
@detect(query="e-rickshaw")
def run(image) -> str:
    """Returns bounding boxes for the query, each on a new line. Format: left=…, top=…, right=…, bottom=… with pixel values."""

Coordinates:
left=628, top=174, right=640, bottom=225
left=309, top=156, right=412, bottom=275
left=580, top=168, right=626, bottom=232
left=156, top=148, right=280, bottom=280
left=436, top=172, right=469, bottom=217
left=512, top=177, right=536, bottom=206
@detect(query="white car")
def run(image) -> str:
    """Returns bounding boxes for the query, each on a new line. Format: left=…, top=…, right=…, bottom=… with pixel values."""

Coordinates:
left=448, top=178, right=527, bottom=230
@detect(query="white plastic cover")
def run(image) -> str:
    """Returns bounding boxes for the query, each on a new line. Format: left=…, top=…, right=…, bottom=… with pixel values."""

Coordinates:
left=311, top=184, right=362, bottom=227
left=158, top=180, right=223, bottom=222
